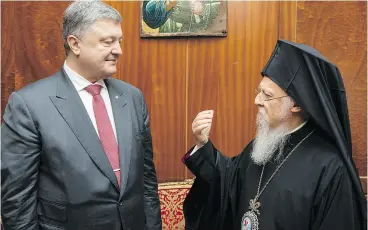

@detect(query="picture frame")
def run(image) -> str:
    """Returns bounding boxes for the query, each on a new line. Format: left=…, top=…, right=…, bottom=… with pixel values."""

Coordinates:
left=140, top=0, right=228, bottom=37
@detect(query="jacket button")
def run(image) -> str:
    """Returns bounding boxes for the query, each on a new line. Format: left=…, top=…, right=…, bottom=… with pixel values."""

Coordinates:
left=119, top=202, right=123, bottom=206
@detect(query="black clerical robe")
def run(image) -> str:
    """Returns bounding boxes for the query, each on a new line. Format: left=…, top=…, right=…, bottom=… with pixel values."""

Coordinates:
left=182, top=122, right=364, bottom=230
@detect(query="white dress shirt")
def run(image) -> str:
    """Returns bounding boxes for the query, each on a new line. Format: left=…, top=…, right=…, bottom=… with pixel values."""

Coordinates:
left=63, top=62, right=117, bottom=141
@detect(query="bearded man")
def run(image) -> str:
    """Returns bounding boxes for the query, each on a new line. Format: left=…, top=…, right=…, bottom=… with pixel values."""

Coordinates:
left=181, top=40, right=366, bottom=230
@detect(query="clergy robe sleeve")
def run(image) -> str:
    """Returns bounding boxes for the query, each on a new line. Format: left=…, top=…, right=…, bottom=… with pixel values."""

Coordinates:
left=182, top=140, right=218, bottom=183
left=182, top=140, right=242, bottom=230
left=311, top=164, right=365, bottom=230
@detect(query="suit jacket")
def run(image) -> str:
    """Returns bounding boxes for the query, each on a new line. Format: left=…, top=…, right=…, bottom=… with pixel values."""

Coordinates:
left=1, top=69, right=162, bottom=230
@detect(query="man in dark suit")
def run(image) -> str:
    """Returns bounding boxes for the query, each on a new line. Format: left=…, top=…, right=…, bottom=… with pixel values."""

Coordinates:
left=1, top=1, right=162, bottom=229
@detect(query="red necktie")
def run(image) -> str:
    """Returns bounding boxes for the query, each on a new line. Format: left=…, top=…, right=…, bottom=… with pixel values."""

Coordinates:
left=85, top=84, right=120, bottom=186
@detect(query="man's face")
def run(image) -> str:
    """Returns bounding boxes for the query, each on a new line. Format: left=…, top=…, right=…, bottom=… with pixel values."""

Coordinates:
left=77, top=19, right=123, bottom=81
left=254, top=77, right=293, bottom=128
left=251, top=76, right=295, bottom=164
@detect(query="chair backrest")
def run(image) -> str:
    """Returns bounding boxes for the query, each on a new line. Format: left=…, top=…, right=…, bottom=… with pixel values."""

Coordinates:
left=158, top=179, right=194, bottom=230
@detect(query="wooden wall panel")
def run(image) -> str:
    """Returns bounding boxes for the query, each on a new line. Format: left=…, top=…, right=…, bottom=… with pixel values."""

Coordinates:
left=296, top=1, right=367, bottom=193
left=1, top=1, right=67, bottom=117
left=279, top=1, right=296, bottom=41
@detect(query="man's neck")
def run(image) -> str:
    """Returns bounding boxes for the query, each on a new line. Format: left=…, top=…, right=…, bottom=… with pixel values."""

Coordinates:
left=286, top=116, right=307, bottom=135
left=65, top=57, right=98, bottom=83
left=287, top=120, right=308, bottom=135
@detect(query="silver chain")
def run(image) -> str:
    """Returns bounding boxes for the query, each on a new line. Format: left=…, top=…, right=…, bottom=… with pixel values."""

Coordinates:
left=254, top=129, right=315, bottom=201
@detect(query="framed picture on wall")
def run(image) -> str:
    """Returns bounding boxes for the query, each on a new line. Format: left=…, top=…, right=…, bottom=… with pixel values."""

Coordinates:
left=140, top=0, right=227, bottom=37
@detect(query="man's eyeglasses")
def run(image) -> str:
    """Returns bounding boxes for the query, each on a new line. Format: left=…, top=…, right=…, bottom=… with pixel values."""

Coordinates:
left=255, top=89, right=288, bottom=102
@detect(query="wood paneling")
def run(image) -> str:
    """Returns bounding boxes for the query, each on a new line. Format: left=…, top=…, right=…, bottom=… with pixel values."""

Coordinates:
left=1, top=1, right=68, bottom=117
left=279, top=1, right=296, bottom=41
left=296, top=1, right=367, bottom=193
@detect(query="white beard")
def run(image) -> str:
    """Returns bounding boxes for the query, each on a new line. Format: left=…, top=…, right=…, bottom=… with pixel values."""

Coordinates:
left=251, top=98, right=294, bottom=165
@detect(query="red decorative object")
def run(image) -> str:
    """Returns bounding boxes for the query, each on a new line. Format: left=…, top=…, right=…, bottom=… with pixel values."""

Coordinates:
left=158, top=180, right=194, bottom=230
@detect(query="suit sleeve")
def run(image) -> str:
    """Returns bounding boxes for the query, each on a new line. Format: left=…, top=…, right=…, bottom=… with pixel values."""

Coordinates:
left=1, top=92, right=41, bottom=230
left=139, top=91, right=162, bottom=230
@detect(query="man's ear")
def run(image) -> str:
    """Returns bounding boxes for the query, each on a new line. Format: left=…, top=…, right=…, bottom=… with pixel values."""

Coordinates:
left=291, top=105, right=302, bottom=113
left=67, top=35, right=81, bottom=56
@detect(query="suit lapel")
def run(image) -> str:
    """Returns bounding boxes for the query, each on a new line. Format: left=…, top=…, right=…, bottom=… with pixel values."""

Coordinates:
left=49, top=70, right=120, bottom=191
left=104, top=78, right=132, bottom=197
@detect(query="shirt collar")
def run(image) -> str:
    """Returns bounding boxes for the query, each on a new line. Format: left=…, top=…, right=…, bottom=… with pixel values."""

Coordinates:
left=63, top=61, right=106, bottom=92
